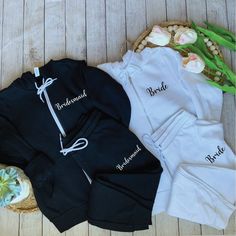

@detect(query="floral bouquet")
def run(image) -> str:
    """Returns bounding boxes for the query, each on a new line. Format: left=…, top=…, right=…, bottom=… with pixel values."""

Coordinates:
left=145, top=21, right=236, bottom=94
left=0, top=167, right=30, bottom=207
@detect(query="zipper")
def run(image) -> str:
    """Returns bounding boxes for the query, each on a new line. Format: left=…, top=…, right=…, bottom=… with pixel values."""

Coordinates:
left=43, top=89, right=66, bottom=137
left=35, top=77, right=91, bottom=184
left=128, top=76, right=154, bottom=131
left=82, top=169, right=92, bottom=184
left=44, top=89, right=91, bottom=183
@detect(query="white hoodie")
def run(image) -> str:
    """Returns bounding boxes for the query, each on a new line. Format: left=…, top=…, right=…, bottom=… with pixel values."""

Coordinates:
left=98, top=47, right=223, bottom=214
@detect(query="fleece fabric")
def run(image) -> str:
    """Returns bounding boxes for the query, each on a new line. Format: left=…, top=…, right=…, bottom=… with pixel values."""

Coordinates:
left=98, top=47, right=223, bottom=213
left=145, top=109, right=236, bottom=229
left=0, top=59, right=162, bottom=232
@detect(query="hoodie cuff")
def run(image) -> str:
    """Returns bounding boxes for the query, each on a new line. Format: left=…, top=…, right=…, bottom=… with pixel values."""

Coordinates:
left=24, top=153, right=54, bottom=189
left=51, top=205, right=88, bottom=233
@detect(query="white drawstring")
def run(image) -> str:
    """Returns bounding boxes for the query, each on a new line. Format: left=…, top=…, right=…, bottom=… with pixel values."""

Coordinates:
left=59, top=134, right=88, bottom=156
left=35, top=77, right=89, bottom=156
left=35, top=78, right=57, bottom=103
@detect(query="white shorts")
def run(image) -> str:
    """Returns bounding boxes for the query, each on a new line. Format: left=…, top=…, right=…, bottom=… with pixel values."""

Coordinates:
left=145, top=109, right=236, bottom=229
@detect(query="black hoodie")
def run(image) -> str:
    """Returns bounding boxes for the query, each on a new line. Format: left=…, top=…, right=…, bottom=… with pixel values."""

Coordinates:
left=0, top=59, right=162, bottom=232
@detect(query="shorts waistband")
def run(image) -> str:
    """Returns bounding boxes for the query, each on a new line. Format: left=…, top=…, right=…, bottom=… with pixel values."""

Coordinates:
left=151, top=110, right=196, bottom=150
left=63, top=109, right=102, bottom=146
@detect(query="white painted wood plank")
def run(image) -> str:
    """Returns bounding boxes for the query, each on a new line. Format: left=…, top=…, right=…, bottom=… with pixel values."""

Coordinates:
left=134, top=216, right=156, bottom=236
left=65, top=2, right=87, bottom=235
left=126, top=3, right=157, bottom=234
left=145, top=1, right=178, bottom=235
left=86, top=0, right=110, bottom=234
left=207, top=0, right=235, bottom=235
left=186, top=0, right=206, bottom=25
left=65, top=0, right=86, bottom=60
left=0, top=1, right=234, bottom=236
left=43, top=216, right=64, bottom=236
left=45, top=0, right=66, bottom=62
left=0, top=1, right=23, bottom=234
left=178, top=220, right=202, bottom=236
left=65, top=0, right=88, bottom=230
left=111, top=231, right=132, bottom=236
left=1, top=0, right=24, bottom=88
left=106, top=0, right=126, bottom=62
left=156, top=213, right=178, bottom=236
left=23, top=0, right=44, bottom=71
left=226, top=0, right=236, bottom=72
left=146, top=0, right=167, bottom=27
left=224, top=211, right=236, bottom=236
left=0, top=208, right=19, bottom=236
left=88, top=225, right=110, bottom=236
left=167, top=1, right=201, bottom=235
left=187, top=1, right=223, bottom=235
left=206, top=0, right=231, bottom=65
left=43, top=1, right=66, bottom=234
left=86, top=0, right=106, bottom=66
left=224, top=1, right=236, bottom=236
left=20, top=2, right=44, bottom=235
left=126, top=0, right=146, bottom=46
left=20, top=212, right=42, bottom=236
left=224, top=0, right=236, bottom=151
left=166, top=0, right=186, bottom=21
left=65, top=221, right=89, bottom=236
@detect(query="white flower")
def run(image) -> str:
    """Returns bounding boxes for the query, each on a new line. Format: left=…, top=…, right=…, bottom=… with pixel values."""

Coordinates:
left=0, top=167, right=21, bottom=207
left=147, top=25, right=171, bottom=46
left=174, top=28, right=197, bottom=45
left=10, top=179, right=30, bottom=204
left=182, top=53, right=205, bottom=73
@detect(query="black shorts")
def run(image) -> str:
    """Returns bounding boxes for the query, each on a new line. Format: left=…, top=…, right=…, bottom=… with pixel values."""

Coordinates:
left=61, top=109, right=163, bottom=232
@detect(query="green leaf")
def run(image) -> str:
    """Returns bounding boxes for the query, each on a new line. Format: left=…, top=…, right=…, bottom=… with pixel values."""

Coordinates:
left=191, top=21, right=213, bottom=59
left=196, top=26, right=236, bottom=51
left=194, top=35, right=213, bottom=59
left=189, top=45, right=223, bottom=72
left=207, top=80, right=236, bottom=94
left=214, top=55, right=236, bottom=85
left=191, top=21, right=199, bottom=33
left=204, top=21, right=236, bottom=43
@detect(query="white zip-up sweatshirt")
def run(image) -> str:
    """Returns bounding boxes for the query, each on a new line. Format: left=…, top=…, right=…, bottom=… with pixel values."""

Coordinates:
left=98, top=47, right=223, bottom=214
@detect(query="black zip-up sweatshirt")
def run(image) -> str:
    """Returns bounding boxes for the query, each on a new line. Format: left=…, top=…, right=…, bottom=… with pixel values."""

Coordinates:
left=0, top=59, right=162, bottom=232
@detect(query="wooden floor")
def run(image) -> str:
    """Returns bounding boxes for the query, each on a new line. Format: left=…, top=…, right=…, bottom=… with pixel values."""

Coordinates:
left=0, top=0, right=235, bottom=235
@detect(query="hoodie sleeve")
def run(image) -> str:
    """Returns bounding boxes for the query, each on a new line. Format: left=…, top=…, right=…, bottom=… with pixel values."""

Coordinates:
left=0, top=114, right=89, bottom=232
left=0, top=116, right=35, bottom=168
left=173, top=51, right=223, bottom=121
left=83, top=65, right=131, bottom=127
left=0, top=111, right=55, bottom=192
left=24, top=156, right=90, bottom=233
left=0, top=94, right=34, bottom=168
left=97, top=61, right=123, bottom=84
left=180, top=70, right=223, bottom=121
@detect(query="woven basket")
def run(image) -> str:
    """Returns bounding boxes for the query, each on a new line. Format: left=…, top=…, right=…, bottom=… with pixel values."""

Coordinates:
left=0, top=164, right=38, bottom=213
left=133, top=21, right=224, bottom=82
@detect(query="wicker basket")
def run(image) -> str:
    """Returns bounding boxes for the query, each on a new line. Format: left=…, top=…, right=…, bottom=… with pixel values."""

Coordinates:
left=133, top=21, right=224, bottom=82
left=0, top=164, right=38, bottom=213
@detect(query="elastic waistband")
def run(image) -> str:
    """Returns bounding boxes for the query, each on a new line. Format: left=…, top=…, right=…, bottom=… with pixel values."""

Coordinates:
left=151, top=110, right=196, bottom=150
left=78, top=110, right=102, bottom=137
left=63, top=109, right=102, bottom=146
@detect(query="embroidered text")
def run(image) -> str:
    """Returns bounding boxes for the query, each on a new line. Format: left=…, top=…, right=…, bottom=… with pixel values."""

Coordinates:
left=116, top=145, right=141, bottom=171
left=55, top=90, right=87, bottom=111
left=205, top=146, right=225, bottom=163
left=146, top=81, right=168, bottom=96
